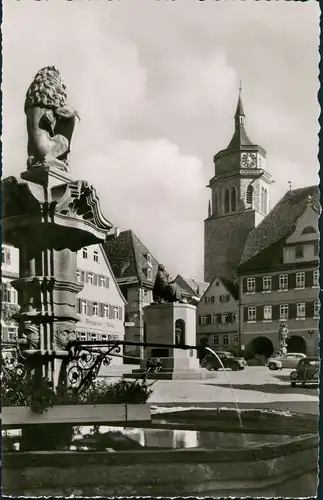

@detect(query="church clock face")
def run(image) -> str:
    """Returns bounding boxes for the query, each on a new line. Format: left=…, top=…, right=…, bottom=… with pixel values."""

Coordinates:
left=241, top=153, right=257, bottom=168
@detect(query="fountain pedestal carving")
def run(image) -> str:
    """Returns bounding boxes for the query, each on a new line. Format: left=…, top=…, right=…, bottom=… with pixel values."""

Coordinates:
left=2, top=67, right=118, bottom=390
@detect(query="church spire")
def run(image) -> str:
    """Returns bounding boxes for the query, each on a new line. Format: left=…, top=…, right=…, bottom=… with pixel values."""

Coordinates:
left=227, top=84, right=253, bottom=149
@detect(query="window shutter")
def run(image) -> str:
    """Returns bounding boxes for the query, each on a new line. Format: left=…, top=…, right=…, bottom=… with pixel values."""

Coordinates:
left=305, top=271, right=313, bottom=287
left=243, top=307, right=248, bottom=322
left=99, top=303, right=104, bottom=317
left=198, top=315, right=202, bottom=325
left=106, top=277, right=110, bottom=288
left=256, top=306, right=262, bottom=322
left=272, top=275, right=279, bottom=291
left=255, top=277, right=262, bottom=293
left=217, top=313, right=222, bottom=324
left=87, top=301, right=93, bottom=315
left=242, top=279, right=248, bottom=293
left=272, top=305, right=279, bottom=321
left=227, top=312, right=232, bottom=323
left=93, top=273, right=98, bottom=286
left=81, top=270, right=85, bottom=282
left=306, top=301, right=314, bottom=318
left=207, top=314, right=212, bottom=325
left=289, top=303, right=296, bottom=320
left=76, top=298, right=81, bottom=314
left=119, top=306, right=123, bottom=321
left=109, top=305, right=114, bottom=319
left=289, top=273, right=296, bottom=290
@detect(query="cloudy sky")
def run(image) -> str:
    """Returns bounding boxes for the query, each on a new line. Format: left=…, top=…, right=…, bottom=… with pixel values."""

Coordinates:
left=3, top=0, right=319, bottom=280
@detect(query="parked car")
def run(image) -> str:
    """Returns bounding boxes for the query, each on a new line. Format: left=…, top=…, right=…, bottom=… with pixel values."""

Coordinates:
left=201, top=351, right=247, bottom=371
left=266, top=352, right=306, bottom=371
left=290, top=357, right=320, bottom=388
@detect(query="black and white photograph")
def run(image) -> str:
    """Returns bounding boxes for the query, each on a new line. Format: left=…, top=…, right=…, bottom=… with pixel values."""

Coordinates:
left=1, top=0, right=320, bottom=497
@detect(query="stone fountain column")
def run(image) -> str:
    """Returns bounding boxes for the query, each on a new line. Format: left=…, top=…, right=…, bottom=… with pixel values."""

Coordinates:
left=3, top=166, right=118, bottom=390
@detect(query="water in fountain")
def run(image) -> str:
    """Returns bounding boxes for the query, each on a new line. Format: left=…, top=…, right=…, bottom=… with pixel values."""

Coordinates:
left=205, top=346, right=243, bottom=429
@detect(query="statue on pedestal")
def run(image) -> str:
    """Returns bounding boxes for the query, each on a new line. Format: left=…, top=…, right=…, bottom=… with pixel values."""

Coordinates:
left=153, top=264, right=183, bottom=303
left=24, top=66, right=79, bottom=170
left=278, top=322, right=289, bottom=356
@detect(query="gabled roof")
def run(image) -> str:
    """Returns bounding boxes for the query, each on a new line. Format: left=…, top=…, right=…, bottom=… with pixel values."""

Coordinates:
left=103, top=230, right=159, bottom=287
left=200, top=275, right=239, bottom=302
left=97, top=244, right=127, bottom=305
left=175, top=275, right=209, bottom=298
left=239, top=185, right=320, bottom=268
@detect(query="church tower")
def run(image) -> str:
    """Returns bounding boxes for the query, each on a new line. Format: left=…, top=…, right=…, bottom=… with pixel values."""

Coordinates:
left=204, top=89, right=273, bottom=283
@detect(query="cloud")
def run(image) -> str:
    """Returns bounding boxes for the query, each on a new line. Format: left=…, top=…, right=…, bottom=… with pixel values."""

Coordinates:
left=79, top=139, right=206, bottom=277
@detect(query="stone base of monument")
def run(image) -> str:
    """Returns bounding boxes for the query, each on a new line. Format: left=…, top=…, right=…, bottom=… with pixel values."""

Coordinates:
left=125, top=302, right=218, bottom=379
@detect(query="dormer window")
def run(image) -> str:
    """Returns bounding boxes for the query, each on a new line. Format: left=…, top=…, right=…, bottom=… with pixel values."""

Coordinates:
left=147, top=268, right=152, bottom=280
left=146, top=253, right=152, bottom=265
left=301, top=226, right=316, bottom=235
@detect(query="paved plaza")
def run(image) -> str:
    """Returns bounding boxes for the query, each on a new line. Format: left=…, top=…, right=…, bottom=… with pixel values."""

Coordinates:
left=119, top=366, right=318, bottom=415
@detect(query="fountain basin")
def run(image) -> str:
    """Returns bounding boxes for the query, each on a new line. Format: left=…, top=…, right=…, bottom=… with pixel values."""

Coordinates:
left=3, top=407, right=318, bottom=497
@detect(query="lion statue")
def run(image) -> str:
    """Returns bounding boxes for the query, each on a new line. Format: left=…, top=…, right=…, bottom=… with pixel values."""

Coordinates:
left=25, top=66, right=80, bottom=170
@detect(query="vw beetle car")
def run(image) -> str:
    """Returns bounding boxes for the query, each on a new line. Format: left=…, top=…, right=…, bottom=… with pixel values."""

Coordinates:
left=201, top=351, right=247, bottom=371
left=290, top=357, right=320, bottom=388
left=266, top=352, right=306, bottom=371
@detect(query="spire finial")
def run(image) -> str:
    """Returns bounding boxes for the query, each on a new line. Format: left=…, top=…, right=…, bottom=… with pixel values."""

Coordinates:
left=239, top=80, right=242, bottom=95
left=288, top=181, right=292, bottom=191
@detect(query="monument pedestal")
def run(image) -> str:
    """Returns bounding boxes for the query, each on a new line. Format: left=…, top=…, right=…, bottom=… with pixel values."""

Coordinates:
left=130, top=302, right=216, bottom=380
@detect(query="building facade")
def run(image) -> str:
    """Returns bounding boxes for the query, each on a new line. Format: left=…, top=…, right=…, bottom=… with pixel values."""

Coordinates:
left=1, top=245, right=20, bottom=342
left=174, top=275, right=209, bottom=303
left=238, top=187, right=320, bottom=358
left=103, top=230, right=159, bottom=362
left=196, top=275, right=239, bottom=354
left=204, top=91, right=272, bottom=283
left=75, top=244, right=126, bottom=366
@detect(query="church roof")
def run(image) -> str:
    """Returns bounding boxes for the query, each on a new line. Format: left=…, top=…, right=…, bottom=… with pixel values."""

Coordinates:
left=103, top=230, right=159, bottom=287
left=239, top=185, right=319, bottom=268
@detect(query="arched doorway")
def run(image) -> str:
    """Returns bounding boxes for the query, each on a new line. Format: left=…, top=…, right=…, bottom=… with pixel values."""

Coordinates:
left=287, top=336, right=307, bottom=354
left=247, top=337, right=274, bottom=359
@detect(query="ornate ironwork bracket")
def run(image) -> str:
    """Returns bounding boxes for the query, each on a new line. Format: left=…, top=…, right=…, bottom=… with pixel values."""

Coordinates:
left=68, top=341, right=122, bottom=395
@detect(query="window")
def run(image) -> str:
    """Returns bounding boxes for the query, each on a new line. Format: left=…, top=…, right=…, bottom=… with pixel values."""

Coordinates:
left=223, top=336, right=229, bottom=346
left=201, top=315, right=208, bottom=325
left=113, top=307, right=119, bottom=320
left=87, top=273, right=94, bottom=285
left=261, top=187, right=265, bottom=213
left=211, top=314, right=218, bottom=324
left=79, top=333, right=87, bottom=341
left=99, top=276, right=106, bottom=287
left=215, top=281, right=220, bottom=287
left=101, top=334, right=107, bottom=341
left=147, top=253, right=151, bottom=264
left=314, top=301, right=320, bottom=318
left=1, top=283, right=17, bottom=303
left=81, top=300, right=87, bottom=315
left=295, top=245, right=304, bottom=259
left=222, top=313, right=229, bottom=323
left=296, top=272, right=305, bottom=289
left=263, top=305, right=272, bottom=320
left=93, top=250, right=99, bottom=263
left=246, top=184, right=253, bottom=207
left=143, top=290, right=148, bottom=302
left=247, top=307, right=256, bottom=321
left=262, top=276, right=272, bottom=292
left=205, top=296, right=215, bottom=304
left=82, top=248, right=88, bottom=259
left=232, top=335, right=238, bottom=346
left=263, top=188, right=268, bottom=214
left=103, top=305, right=109, bottom=318
left=279, top=274, right=288, bottom=291
left=76, top=269, right=81, bottom=282
left=313, top=270, right=319, bottom=286
left=91, top=333, right=97, bottom=341
left=224, top=189, right=230, bottom=214
left=219, top=294, right=230, bottom=303
left=246, top=277, right=255, bottom=293
left=301, top=226, right=316, bottom=235
left=232, top=312, right=238, bottom=323
left=280, top=304, right=289, bottom=320
left=7, top=327, right=17, bottom=341
left=213, top=336, right=219, bottom=346
left=2, top=246, right=11, bottom=265
left=92, top=302, right=99, bottom=316
left=80, top=270, right=85, bottom=282
left=147, top=268, right=152, bottom=280
left=296, top=302, right=306, bottom=319
left=231, top=187, right=237, bottom=212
